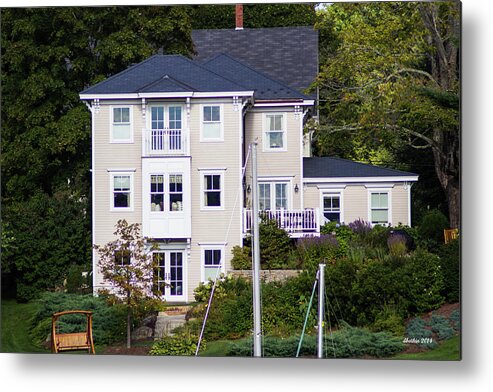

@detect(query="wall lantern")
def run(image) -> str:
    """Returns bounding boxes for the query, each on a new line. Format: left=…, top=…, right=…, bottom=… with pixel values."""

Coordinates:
left=294, top=184, right=299, bottom=193
left=247, top=184, right=251, bottom=194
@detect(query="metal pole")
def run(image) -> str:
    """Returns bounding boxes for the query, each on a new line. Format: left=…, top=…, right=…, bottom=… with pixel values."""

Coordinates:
left=251, top=142, right=262, bottom=357
left=317, top=263, right=325, bottom=359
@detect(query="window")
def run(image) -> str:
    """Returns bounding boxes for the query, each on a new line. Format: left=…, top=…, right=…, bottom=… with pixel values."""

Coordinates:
left=202, top=173, right=223, bottom=209
left=201, top=105, right=222, bottom=141
left=169, top=174, right=183, bottom=211
left=150, top=105, right=183, bottom=152
left=111, top=107, right=132, bottom=142
left=114, top=249, right=131, bottom=267
left=323, top=194, right=341, bottom=223
left=370, top=192, right=389, bottom=225
left=202, top=248, right=223, bottom=282
left=150, top=174, right=183, bottom=212
left=153, top=252, right=166, bottom=295
left=264, top=114, right=286, bottom=151
left=258, top=182, right=289, bottom=210
left=150, top=175, right=165, bottom=211
left=112, top=174, right=132, bottom=210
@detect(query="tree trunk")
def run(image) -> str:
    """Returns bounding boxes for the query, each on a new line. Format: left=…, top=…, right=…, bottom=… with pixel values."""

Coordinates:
left=446, top=179, right=460, bottom=229
left=127, top=310, right=131, bottom=349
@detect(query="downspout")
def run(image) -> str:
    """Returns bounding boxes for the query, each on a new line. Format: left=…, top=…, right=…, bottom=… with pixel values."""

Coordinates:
left=83, top=100, right=97, bottom=294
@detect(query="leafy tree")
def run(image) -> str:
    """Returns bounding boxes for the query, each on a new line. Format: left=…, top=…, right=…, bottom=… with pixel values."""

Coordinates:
left=1, top=7, right=194, bottom=299
left=313, top=2, right=460, bottom=228
left=190, top=3, right=316, bottom=30
left=94, top=219, right=161, bottom=348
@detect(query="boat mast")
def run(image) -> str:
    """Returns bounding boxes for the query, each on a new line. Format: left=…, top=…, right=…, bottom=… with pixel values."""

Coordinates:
left=251, top=142, right=262, bottom=357
left=318, top=263, right=325, bottom=359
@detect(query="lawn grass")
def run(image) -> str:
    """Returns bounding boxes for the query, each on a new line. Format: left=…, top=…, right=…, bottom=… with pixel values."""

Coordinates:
left=1, top=299, right=48, bottom=353
left=393, top=335, right=461, bottom=360
left=199, top=339, right=233, bottom=357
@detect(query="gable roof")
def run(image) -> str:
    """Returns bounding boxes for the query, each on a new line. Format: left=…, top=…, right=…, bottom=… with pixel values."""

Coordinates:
left=192, top=26, right=318, bottom=96
left=303, top=157, right=418, bottom=179
left=80, top=55, right=247, bottom=95
left=201, top=53, right=310, bottom=100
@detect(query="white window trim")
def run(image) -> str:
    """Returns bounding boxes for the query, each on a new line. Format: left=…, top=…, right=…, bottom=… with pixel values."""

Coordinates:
left=200, top=170, right=225, bottom=211
left=149, top=173, right=185, bottom=214
left=200, top=244, right=226, bottom=283
left=258, top=178, right=293, bottom=210
left=147, top=103, right=186, bottom=130
left=200, top=104, right=224, bottom=142
left=368, top=188, right=392, bottom=226
left=320, top=190, right=344, bottom=224
left=109, top=171, right=134, bottom=212
left=263, top=112, right=287, bottom=152
left=110, top=105, right=133, bottom=143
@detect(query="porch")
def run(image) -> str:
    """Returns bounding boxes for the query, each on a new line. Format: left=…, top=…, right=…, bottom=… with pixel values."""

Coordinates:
left=243, top=208, right=320, bottom=238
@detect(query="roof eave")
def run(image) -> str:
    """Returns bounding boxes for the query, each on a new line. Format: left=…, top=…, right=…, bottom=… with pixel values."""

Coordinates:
left=80, top=91, right=255, bottom=100
left=303, top=176, right=419, bottom=183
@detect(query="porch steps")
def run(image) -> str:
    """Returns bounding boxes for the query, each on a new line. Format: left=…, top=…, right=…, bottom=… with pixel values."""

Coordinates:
left=154, top=306, right=191, bottom=339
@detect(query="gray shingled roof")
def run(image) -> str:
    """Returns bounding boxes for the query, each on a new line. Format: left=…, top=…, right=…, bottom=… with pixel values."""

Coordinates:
left=192, top=27, right=318, bottom=96
left=202, top=53, right=310, bottom=100
left=81, top=55, right=247, bottom=95
left=303, top=157, right=418, bottom=178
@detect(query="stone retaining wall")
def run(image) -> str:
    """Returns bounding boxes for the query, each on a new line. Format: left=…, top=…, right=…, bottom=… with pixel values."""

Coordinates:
left=228, top=269, right=301, bottom=283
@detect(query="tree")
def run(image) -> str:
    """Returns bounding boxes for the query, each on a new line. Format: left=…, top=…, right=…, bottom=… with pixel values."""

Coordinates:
left=314, top=2, right=460, bottom=227
left=94, top=220, right=161, bottom=348
left=190, top=3, right=316, bottom=30
left=1, top=7, right=194, bottom=299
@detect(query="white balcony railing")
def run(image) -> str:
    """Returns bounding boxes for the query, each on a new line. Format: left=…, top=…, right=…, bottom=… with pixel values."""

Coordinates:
left=142, top=128, right=187, bottom=156
left=243, top=208, right=320, bottom=237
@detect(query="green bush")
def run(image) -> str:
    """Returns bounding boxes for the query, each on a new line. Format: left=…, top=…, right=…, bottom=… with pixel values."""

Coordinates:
left=418, top=209, right=449, bottom=247
left=296, top=234, right=339, bottom=273
left=149, top=332, right=204, bottom=356
left=370, top=305, right=406, bottom=336
left=30, top=292, right=127, bottom=346
left=404, top=249, right=445, bottom=314
left=320, top=221, right=353, bottom=255
left=437, top=239, right=460, bottom=302
left=66, top=264, right=92, bottom=294
left=405, top=317, right=436, bottom=349
left=227, top=324, right=404, bottom=358
left=429, top=314, right=455, bottom=341
left=235, top=219, right=296, bottom=269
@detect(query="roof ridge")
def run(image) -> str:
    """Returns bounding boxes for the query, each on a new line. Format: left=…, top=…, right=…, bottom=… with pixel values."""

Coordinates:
left=193, top=26, right=315, bottom=32
left=202, top=53, right=309, bottom=99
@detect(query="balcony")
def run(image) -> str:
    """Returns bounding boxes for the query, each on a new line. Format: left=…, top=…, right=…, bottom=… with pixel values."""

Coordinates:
left=243, top=208, right=320, bottom=238
left=142, top=128, right=188, bottom=156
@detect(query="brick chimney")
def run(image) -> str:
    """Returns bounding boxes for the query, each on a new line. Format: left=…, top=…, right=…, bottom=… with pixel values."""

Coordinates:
left=235, top=4, right=244, bottom=30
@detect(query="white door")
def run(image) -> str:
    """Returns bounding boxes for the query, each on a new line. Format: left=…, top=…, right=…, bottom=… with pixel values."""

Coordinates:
left=258, top=182, right=289, bottom=210
left=154, top=251, right=186, bottom=302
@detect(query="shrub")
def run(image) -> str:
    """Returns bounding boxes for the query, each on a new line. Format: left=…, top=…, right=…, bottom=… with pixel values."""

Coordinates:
left=387, top=233, right=407, bottom=258
left=65, top=264, right=92, bottom=294
left=418, top=209, right=449, bottom=247
left=429, top=314, right=455, bottom=341
left=449, top=309, right=461, bottom=331
left=149, top=332, right=204, bottom=356
left=320, top=222, right=353, bottom=255
left=404, top=249, right=445, bottom=314
left=296, top=234, right=339, bottom=273
left=238, top=219, right=296, bottom=269
left=437, top=239, right=460, bottom=302
left=30, top=292, right=127, bottom=346
left=230, top=245, right=251, bottom=270
left=370, top=305, right=406, bottom=336
left=405, top=317, right=436, bottom=349
left=348, top=219, right=372, bottom=236
left=226, top=324, right=404, bottom=358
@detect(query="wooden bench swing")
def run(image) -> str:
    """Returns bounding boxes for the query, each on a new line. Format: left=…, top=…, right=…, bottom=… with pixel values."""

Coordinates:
left=51, top=310, right=95, bottom=354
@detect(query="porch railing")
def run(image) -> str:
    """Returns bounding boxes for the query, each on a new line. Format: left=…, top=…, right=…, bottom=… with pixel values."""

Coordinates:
left=142, top=128, right=187, bottom=156
left=243, top=208, right=320, bottom=236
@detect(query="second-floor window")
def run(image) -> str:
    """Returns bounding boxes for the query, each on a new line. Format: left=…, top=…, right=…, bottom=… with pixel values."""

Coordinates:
left=201, top=105, right=223, bottom=141
left=111, top=173, right=133, bottom=211
left=111, top=107, right=132, bottom=143
left=202, top=172, right=223, bottom=209
left=264, top=113, right=286, bottom=151
left=259, top=182, right=289, bottom=210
